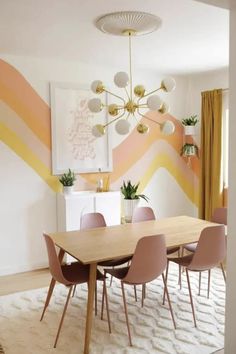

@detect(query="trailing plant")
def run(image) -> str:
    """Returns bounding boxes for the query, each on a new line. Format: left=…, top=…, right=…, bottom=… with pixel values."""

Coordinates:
left=59, top=169, right=76, bottom=186
left=180, top=143, right=199, bottom=157
left=121, top=180, right=149, bottom=202
left=181, top=114, right=198, bottom=126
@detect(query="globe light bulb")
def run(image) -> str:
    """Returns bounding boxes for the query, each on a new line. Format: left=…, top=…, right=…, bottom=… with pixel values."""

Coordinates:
left=88, top=98, right=103, bottom=113
left=114, top=72, right=129, bottom=88
left=161, top=77, right=176, bottom=92
left=91, top=80, right=104, bottom=94
left=160, top=120, right=175, bottom=135
left=92, top=124, right=106, bottom=137
left=147, top=95, right=162, bottom=111
left=115, top=119, right=130, bottom=135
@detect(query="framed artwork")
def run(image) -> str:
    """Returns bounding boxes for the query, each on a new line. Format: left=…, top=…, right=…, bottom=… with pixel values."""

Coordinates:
left=50, top=82, right=112, bottom=174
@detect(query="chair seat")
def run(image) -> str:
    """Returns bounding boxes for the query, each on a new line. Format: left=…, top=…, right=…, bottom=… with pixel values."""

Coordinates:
left=62, top=262, right=104, bottom=284
left=98, top=256, right=132, bottom=267
left=105, top=266, right=130, bottom=280
left=168, top=254, right=194, bottom=267
left=184, top=242, right=197, bottom=253
left=167, top=246, right=180, bottom=255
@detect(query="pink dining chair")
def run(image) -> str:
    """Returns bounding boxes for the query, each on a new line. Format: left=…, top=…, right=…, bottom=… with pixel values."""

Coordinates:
left=132, top=206, right=181, bottom=295
left=164, top=225, right=226, bottom=327
left=80, top=212, right=132, bottom=289
left=101, top=234, right=176, bottom=346
left=132, top=207, right=181, bottom=256
left=183, top=207, right=227, bottom=295
left=40, top=234, right=110, bottom=348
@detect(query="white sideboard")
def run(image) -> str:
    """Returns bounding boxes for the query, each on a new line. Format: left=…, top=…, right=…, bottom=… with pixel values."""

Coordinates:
left=56, top=191, right=121, bottom=232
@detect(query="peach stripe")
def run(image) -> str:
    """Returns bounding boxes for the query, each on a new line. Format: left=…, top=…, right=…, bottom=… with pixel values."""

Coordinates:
left=0, top=59, right=51, bottom=148
left=0, top=101, right=51, bottom=168
left=0, top=122, right=59, bottom=192
left=111, top=140, right=195, bottom=189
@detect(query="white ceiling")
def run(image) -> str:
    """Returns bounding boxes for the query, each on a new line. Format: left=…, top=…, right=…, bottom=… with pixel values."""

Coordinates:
left=0, top=0, right=229, bottom=74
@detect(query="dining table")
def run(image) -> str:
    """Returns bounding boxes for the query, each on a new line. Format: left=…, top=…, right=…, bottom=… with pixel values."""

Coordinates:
left=47, top=215, right=219, bottom=354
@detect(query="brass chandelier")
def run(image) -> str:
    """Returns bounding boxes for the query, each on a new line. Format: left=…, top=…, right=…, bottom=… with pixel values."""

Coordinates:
left=88, top=11, right=176, bottom=137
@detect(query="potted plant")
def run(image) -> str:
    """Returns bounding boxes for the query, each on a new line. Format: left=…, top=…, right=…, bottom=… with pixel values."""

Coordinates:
left=59, top=169, right=76, bottom=194
left=181, top=114, right=198, bottom=135
left=121, top=180, right=149, bottom=222
left=180, top=143, right=199, bottom=157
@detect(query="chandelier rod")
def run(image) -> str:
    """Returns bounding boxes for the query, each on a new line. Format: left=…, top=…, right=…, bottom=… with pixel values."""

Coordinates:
left=128, top=32, right=133, bottom=101
left=137, top=110, right=162, bottom=127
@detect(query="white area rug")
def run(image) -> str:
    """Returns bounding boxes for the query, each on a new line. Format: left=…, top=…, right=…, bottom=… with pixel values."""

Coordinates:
left=0, top=264, right=225, bottom=354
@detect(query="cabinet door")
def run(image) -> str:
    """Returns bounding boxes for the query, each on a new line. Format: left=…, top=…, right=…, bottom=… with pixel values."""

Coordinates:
left=95, top=192, right=121, bottom=226
left=57, top=193, right=95, bottom=232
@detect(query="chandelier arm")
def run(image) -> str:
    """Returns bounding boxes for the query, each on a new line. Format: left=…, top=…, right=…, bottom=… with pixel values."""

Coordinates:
left=137, top=104, right=148, bottom=108
left=104, top=89, right=126, bottom=103
left=137, top=111, right=161, bottom=126
left=142, top=87, right=161, bottom=98
left=103, top=111, right=126, bottom=128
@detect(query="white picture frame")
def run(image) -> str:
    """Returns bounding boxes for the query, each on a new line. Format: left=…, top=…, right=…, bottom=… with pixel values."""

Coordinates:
left=50, top=82, right=112, bottom=175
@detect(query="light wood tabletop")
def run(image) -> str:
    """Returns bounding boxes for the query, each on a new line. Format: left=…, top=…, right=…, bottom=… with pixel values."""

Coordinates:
left=47, top=215, right=219, bottom=354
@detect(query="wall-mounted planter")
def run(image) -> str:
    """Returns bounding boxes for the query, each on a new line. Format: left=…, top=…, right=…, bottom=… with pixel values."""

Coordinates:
left=180, top=143, right=199, bottom=157
left=184, top=125, right=196, bottom=135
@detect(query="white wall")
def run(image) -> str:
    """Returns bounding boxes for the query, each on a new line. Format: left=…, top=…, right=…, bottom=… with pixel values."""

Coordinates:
left=225, top=3, right=236, bottom=353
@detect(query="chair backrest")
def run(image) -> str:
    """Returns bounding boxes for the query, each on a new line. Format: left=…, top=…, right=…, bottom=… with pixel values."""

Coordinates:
left=212, top=207, right=227, bottom=225
left=122, top=234, right=166, bottom=285
left=80, top=212, right=106, bottom=230
left=188, top=225, right=226, bottom=271
left=132, top=206, right=156, bottom=223
left=43, top=234, right=68, bottom=285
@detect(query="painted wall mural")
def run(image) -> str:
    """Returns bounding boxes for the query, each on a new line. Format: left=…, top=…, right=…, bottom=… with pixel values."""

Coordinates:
left=0, top=59, right=199, bottom=206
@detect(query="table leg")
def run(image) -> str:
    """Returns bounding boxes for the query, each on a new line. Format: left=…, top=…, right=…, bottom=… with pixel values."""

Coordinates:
left=84, top=262, right=97, bottom=354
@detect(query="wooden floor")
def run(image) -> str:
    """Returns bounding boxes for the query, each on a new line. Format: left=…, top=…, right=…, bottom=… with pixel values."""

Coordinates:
left=0, top=268, right=50, bottom=296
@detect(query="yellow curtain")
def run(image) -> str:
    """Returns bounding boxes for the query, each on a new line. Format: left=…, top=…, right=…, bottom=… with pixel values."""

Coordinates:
left=199, top=89, right=223, bottom=220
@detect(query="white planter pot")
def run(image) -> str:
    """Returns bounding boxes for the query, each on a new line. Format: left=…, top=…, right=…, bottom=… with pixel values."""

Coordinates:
left=123, top=199, right=139, bottom=223
left=185, top=146, right=196, bottom=156
left=184, top=126, right=196, bottom=135
left=63, top=186, right=74, bottom=194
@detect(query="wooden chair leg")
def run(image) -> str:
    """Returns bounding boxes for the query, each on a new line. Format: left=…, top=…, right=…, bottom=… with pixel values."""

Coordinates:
left=134, top=285, right=137, bottom=302
left=103, top=279, right=112, bottom=333
left=186, top=269, right=197, bottom=327
left=198, top=272, right=202, bottom=296
left=121, top=282, right=132, bottom=346
left=178, top=248, right=182, bottom=289
left=141, top=284, right=145, bottom=307
left=162, top=273, right=176, bottom=329
left=109, top=267, right=114, bottom=287
left=207, top=269, right=211, bottom=299
left=163, top=259, right=169, bottom=305
left=143, top=283, right=146, bottom=299
left=95, top=281, right=97, bottom=316
left=72, top=285, right=77, bottom=297
left=101, top=271, right=106, bottom=320
left=54, top=285, right=73, bottom=348
left=220, top=262, right=226, bottom=283
left=40, top=278, right=56, bottom=321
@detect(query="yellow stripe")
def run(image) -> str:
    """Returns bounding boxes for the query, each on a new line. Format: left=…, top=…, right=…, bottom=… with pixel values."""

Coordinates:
left=139, top=153, right=198, bottom=206
left=0, top=122, right=60, bottom=192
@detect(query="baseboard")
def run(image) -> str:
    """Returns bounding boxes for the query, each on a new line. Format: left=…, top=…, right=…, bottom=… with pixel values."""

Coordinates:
left=0, top=261, right=48, bottom=276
